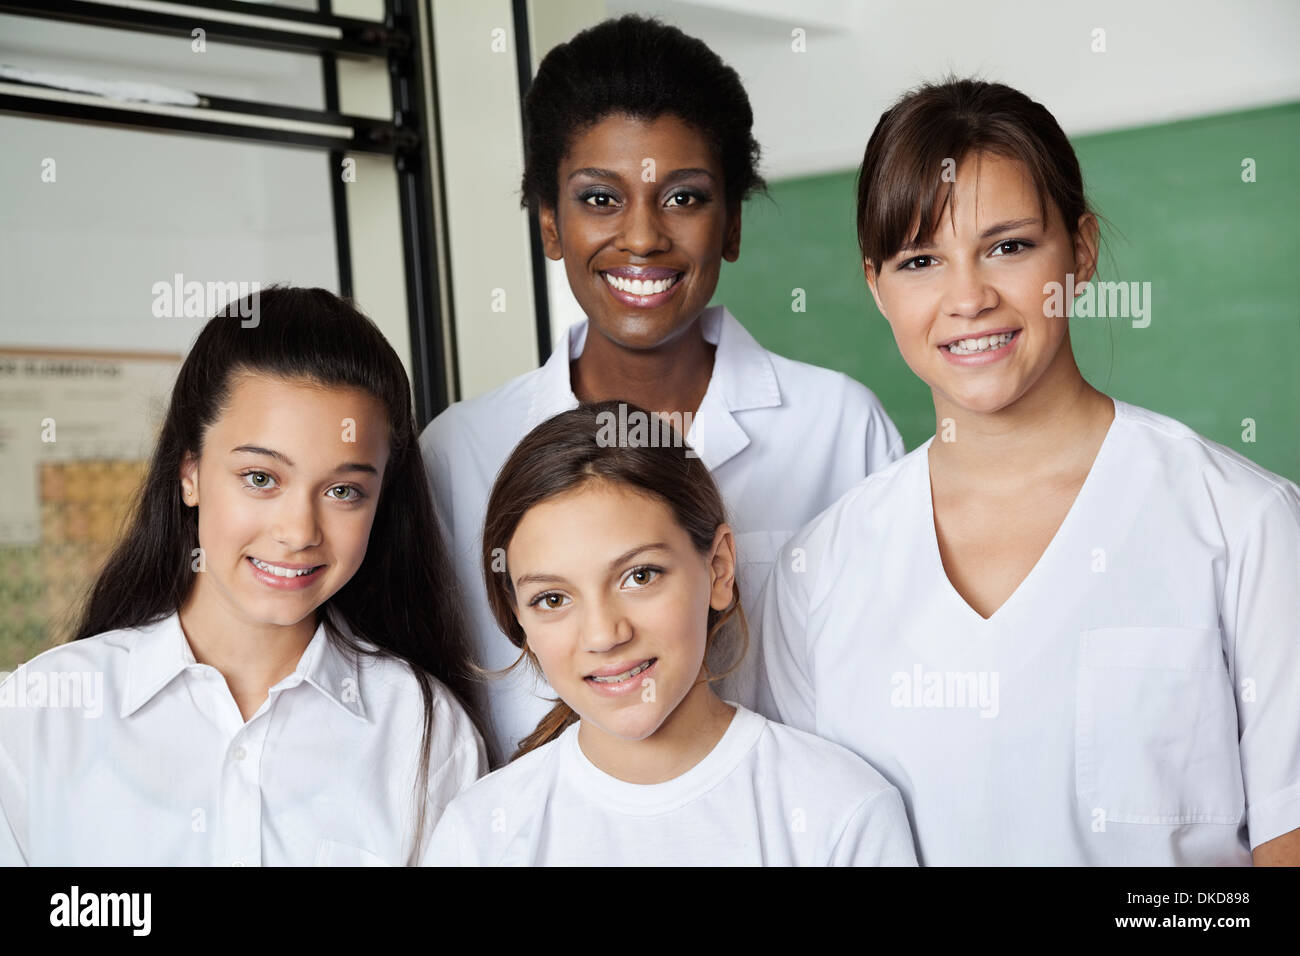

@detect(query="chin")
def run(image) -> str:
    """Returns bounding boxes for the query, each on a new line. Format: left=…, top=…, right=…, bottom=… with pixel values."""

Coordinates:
left=592, top=314, right=693, bottom=351
left=584, top=705, right=668, bottom=742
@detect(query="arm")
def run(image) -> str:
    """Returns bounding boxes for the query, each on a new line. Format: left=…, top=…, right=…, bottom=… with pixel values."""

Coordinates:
left=1253, top=825, right=1300, bottom=866
left=751, top=533, right=817, bottom=732
left=0, top=674, right=29, bottom=866
left=862, top=387, right=905, bottom=474
left=1223, top=483, right=1300, bottom=862
left=830, top=788, right=919, bottom=867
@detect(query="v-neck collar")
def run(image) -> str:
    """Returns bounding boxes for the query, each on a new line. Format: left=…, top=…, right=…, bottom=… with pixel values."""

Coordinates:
left=919, top=398, right=1124, bottom=625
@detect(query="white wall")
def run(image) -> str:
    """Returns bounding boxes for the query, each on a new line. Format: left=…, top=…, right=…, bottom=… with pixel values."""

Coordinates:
left=604, top=0, right=1300, bottom=179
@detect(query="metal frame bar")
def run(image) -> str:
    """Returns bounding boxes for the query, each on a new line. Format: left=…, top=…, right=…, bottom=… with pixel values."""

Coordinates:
left=0, top=0, right=407, bottom=58
left=0, top=0, right=455, bottom=424
left=511, top=0, right=552, bottom=363
left=319, top=0, right=353, bottom=299
left=388, top=0, right=449, bottom=424
left=0, top=78, right=412, bottom=153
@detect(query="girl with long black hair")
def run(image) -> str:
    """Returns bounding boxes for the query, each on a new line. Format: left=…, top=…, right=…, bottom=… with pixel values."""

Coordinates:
left=0, top=287, right=488, bottom=866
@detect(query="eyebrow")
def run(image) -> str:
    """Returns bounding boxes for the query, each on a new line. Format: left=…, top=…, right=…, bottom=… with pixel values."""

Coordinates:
left=514, top=543, right=669, bottom=590
left=567, top=167, right=716, bottom=185
left=897, top=217, right=1042, bottom=254
left=230, top=445, right=379, bottom=476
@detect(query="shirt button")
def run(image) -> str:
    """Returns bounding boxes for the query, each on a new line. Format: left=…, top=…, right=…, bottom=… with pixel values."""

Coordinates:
left=231, top=859, right=244, bottom=867
left=232, top=747, right=247, bottom=761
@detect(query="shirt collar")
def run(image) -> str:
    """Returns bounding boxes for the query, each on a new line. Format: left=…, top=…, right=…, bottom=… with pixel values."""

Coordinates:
left=523, top=305, right=782, bottom=470
left=121, top=612, right=368, bottom=722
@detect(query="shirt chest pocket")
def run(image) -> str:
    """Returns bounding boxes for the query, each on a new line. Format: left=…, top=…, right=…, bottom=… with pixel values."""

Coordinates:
left=1075, top=626, right=1244, bottom=826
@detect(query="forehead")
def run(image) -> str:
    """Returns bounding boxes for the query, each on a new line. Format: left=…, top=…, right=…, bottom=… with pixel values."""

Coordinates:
left=508, top=481, right=684, bottom=566
left=561, top=112, right=720, bottom=172
left=920, top=152, right=1055, bottom=238
left=211, top=372, right=389, bottom=459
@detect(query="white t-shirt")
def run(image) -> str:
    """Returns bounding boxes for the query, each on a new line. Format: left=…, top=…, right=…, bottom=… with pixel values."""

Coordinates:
left=755, top=399, right=1300, bottom=865
left=420, top=305, right=903, bottom=762
left=0, top=612, right=487, bottom=866
left=427, top=703, right=917, bottom=866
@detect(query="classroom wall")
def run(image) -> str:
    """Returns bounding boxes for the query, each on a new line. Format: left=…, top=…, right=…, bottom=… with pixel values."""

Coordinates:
left=712, top=102, right=1300, bottom=481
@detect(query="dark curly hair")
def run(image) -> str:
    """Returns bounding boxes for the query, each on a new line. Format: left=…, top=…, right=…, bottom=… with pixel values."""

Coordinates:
left=520, top=14, right=766, bottom=211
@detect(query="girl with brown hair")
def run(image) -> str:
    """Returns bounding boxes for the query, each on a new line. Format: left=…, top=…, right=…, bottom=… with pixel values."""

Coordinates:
left=427, top=401, right=915, bottom=866
left=756, top=77, right=1300, bottom=866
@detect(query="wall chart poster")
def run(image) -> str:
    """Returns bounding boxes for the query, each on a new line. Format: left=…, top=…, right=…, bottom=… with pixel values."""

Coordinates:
left=0, top=348, right=181, bottom=670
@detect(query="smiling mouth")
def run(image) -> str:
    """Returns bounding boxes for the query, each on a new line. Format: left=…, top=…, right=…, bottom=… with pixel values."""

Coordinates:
left=586, top=658, right=656, bottom=684
left=601, top=272, right=683, bottom=296
left=942, top=330, right=1020, bottom=355
left=247, top=556, right=324, bottom=578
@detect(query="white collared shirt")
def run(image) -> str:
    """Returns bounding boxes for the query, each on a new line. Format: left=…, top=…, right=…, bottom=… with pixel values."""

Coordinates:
left=754, top=400, right=1300, bottom=865
left=0, top=612, right=487, bottom=866
left=420, top=306, right=903, bottom=762
left=428, top=703, right=917, bottom=866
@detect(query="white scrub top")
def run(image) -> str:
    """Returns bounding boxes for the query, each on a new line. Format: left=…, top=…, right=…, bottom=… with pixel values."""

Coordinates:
left=427, top=703, right=917, bottom=866
left=420, top=305, right=903, bottom=762
left=754, top=399, right=1300, bottom=865
left=0, top=612, right=487, bottom=866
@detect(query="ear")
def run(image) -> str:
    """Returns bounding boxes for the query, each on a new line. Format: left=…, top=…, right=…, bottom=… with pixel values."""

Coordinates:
left=1073, top=212, right=1100, bottom=286
left=722, top=206, right=742, bottom=262
left=707, top=523, right=737, bottom=612
left=539, top=203, right=564, bottom=261
left=179, top=451, right=200, bottom=507
left=863, top=258, right=887, bottom=317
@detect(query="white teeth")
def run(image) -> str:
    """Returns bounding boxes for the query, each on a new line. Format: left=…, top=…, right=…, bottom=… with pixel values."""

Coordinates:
left=947, top=331, right=1015, bottom=355
left=603, top=273, right=678, bottom=295
left=251, top=557, right=317, bottom=578
left=589, top=659, right=653, bottom=684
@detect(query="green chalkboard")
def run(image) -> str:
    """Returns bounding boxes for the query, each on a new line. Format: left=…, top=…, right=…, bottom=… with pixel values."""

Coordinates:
left=714, top=102, right=1300, bottom=482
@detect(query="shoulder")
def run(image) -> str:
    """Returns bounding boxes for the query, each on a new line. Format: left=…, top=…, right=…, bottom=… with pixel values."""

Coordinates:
left=3, top=625, right=138, bottom=679
left=354, top=651, right=482, bottom=751
left=0, top=619, right=164, bottom=736
left=717, top=307, right=893, bottom=424
left=764, top=349, right=893, bottom=426
left=440, top=732, right=563, bottom=824
left=418, top=364, right=547, bottom=459
left=1115, top=400, right=1298, bottom=518
left=754, top=711, right=898, bottom=799
left=788, top=442, right=927, bottom=549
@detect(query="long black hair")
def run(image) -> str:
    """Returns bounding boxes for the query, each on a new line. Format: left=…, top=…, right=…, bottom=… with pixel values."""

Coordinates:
left=73, top=286, right=487, bottom=864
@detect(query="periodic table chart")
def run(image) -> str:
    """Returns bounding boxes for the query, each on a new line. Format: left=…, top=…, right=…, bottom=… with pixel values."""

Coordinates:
left=0, top=349, right=180, bottom=670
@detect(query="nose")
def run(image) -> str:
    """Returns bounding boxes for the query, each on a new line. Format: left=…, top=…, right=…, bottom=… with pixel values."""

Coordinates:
left=580, top=593, right=634, bottom=655
left=941, top=261, right=999, bottom=321
left=616, top=198, right=670, bottom=257
left=271, top=490, right=323, bottom=552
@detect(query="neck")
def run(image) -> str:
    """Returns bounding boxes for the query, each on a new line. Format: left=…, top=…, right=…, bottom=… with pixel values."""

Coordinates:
left=928, top=337, right=1115, bottom=489
left=570, top=317, right=715, bottom=416
left=577, top=677, right=735, bottom=785
left=178, top=582, right=317, bottom=721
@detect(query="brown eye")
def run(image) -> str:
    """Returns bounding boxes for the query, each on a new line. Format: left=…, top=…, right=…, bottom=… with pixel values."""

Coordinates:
left=622, top=566, right=661, bottom=589
left=530, top=591, right=570, bottom=610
